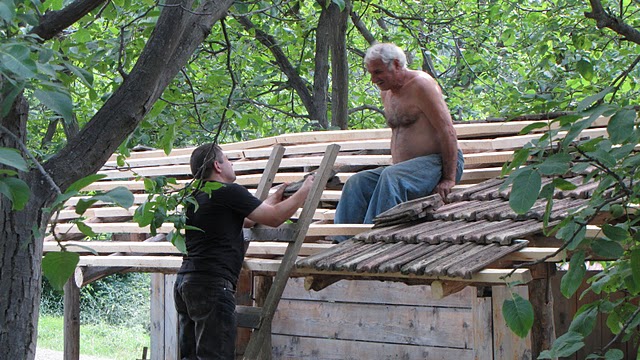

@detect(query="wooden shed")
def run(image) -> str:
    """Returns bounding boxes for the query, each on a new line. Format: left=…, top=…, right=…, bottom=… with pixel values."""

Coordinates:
left=43, top=117, right=636, bottom=359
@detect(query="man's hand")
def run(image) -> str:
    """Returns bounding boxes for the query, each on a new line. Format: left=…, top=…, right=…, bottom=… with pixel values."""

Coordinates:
left=432, top=179, right=455, bottom=201
left=298, top=175, right=314, bottom=197
left=264, top=183, right=287, bottom=205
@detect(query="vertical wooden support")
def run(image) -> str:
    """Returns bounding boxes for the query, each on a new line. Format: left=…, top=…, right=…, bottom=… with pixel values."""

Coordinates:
left=236, top=268, right=253, bottom=357
left=243, top=144, right=340, bottom=360
left=63, top=278, right=80, bottom=360
left=529, top=263, right=556, bottom=358
left=164, top=274, right=178, bottom=359
left=492, top=285, right=532, bottom=360
left=150, top=273, right=178, bottom=360
left=472, top=288, right=493, bottom=359
left=150, top=273, right=165, bottom=360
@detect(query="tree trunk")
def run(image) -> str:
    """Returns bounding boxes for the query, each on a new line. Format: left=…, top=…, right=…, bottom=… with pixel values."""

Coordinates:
left=329, top=0, right=351, bottom=129
left=0, top=92, right=53, bottom=359
left=0, top=0, right=234, bottom=357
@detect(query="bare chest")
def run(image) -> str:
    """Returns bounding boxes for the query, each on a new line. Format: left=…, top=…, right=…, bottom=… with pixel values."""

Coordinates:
left=383, top=93, right=422, bottom=128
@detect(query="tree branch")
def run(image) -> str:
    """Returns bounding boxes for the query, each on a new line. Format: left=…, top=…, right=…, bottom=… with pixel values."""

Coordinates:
left=585, top=0, right=640, bottom=45
left=30, top=0, right=107, bottom=40
left=234, top=14, right=315, bottom=114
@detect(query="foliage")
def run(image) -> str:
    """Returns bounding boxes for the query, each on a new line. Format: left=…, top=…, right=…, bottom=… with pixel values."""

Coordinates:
left=504, top=100, right=640, bottom=357
left=41, top=273, right=151, bottom=328
left=2, top=0, right=640, bottom=356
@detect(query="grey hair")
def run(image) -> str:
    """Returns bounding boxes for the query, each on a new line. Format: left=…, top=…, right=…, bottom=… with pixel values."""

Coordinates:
left=364, top=43, right=407, bottom=69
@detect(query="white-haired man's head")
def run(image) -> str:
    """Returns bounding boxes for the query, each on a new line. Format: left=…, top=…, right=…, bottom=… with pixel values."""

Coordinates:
left=364, top=43, right=407, bottom=70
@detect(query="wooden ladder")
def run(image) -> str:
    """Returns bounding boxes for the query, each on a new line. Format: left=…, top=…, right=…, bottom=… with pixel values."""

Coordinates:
left=236, top=143, right=340, bottom=360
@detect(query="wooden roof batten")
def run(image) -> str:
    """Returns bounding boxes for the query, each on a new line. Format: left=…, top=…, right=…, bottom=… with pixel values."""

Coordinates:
left=43, top=116, right=615, bottom=296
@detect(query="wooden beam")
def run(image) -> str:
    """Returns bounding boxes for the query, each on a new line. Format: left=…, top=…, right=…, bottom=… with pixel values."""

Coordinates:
left=245, top=258, right=533, bottom=284
left=49, top=222, right=373, bottom=237
left=304, top=275, right=341, bottom=291
left=430, top=280, right=468, bottom=299
left=44, top=241, right=333, bottom=257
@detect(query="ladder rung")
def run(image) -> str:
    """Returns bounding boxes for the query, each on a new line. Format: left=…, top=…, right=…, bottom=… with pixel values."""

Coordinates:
left=237, top=305, right=262, bottom=329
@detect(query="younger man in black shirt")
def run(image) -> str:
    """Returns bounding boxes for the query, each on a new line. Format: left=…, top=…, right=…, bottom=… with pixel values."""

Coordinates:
left=174, top=143, right=314, bottom=359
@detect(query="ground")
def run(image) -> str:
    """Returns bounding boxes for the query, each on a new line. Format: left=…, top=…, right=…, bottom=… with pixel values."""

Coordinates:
left=36, top=348, right=114, bottom=360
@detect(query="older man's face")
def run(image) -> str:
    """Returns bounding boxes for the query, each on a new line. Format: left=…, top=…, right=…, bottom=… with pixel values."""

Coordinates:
left=366, top=58, right=399, bottom=91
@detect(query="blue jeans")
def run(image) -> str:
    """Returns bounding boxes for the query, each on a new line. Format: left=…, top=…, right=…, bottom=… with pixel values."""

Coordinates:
left=174, top=274, right=237, bottom=360
left=333, top=150, right=464, bottom=241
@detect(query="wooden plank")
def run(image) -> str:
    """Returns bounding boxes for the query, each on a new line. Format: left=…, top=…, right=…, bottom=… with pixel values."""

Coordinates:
left=164, top=274, right=178, bottom=360
left=50, top=222, right=373, bottom=237
left=272, top=299, right=473, bottom=348
left=63, top=279, right=80, bottom=360
left=44, top=241, right=332, bottom=257
left=150, top=273, right=165, bottom=360
left=472, top=292, right=493, bottom=359
left=281, top=277, right=475, bottom=308
left=246, top=258, right=533, bottom=284
left=492, top=285, right=532, bottom=359
left=271, top=334, right=474, bottom=360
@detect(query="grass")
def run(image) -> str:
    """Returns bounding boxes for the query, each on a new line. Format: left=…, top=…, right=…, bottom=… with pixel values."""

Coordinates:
left=38, top=315, right=150, bottom=359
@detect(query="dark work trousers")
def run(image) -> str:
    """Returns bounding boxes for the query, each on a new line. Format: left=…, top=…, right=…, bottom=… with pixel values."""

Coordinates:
left=174, top=274, right=237, bottom=360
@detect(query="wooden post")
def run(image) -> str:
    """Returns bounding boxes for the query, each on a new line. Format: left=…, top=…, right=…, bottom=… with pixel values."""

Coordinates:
left=63, top=278, right=80, bottom=360
left=472, top=287, right=493, bottom=359
left=529, top=263, right=556, bottom=358
left=150, top=273, right=165, bottom=360
left=492, top=285, right=532, bottom=359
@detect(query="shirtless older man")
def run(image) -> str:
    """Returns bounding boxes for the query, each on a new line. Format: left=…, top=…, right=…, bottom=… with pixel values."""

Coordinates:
left=333, top=43, right=464, bottom=240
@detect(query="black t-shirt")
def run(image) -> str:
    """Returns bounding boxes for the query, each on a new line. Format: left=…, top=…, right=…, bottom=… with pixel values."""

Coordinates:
left=178, top=182, right=262, bottom=284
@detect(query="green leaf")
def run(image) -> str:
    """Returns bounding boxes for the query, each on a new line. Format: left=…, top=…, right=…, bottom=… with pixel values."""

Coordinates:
left=591, top=238, right=624, bottom=259
left=607, top=108, right=637, bottom=144
left=0, top=44, right=37, bottom=79
left=0, top=82, right=25, bottom=118
left=576, top=87, right=613, bottom=112
left=545, top=331, right=585, bottom=358
left=631, top=249, right=640, bottom=290
left=42, top=251, right=80, bottom=292
left=65, top=63, right=94, bottom=87
left=569, top=305, right=597, bottom=337
left=576, top=59, right=594, bottom=81
left=168, top=231, right=187, bottom=254
left=75, top=198, right=98, bottom=215
left=602, top=224, right=630, bottom=242
left=538, top=153, right=571, bottom=175
left=0, top=147, right=28, bottom=171
left=67, top=174, right=107, bottom=192
left=331, top=0, right=345, bottom=11
left=76, top=221, right=97, bottom=237
left=605, top=349, right=624, bottom=360
left=519, top=121, right=548, bottom=135
left=0, top=0, right=15, bottom=23
left=92, top=187, right=134, bottom=208
left=503, top=148, right=530, bottom=175
left=502, top=293, right=534, bottom=338
left=553, top=177, right=577, bottom=191
left=606, top=310, right=623, bottom=334
left=0, top=177, right=30, bottom=210
left=34, top=88, right=74, bottom=123
left=161, top=124, right=175, bottom=155
left=509, top=169, right=541, bottom=214
left=561, top=251, right=586, bottom=298
left=501, top=28, right=516, bottom=46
